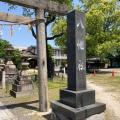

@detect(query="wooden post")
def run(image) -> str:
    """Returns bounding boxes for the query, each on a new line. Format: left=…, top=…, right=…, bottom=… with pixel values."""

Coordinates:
left=35, top=8, right=48, bottom=112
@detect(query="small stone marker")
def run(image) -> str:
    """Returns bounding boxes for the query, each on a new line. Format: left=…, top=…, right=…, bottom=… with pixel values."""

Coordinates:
left=51, top=10, right=106, bottom=120
left=0, top=62, right=5, bottom=89
left=2, top=71, right=5, bottom=88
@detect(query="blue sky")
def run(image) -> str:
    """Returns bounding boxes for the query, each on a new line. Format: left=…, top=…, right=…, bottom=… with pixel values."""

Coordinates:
left=0, top=0, right=80, bottom=47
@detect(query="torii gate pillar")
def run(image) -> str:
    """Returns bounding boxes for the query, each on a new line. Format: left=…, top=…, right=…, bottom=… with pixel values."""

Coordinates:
left=35, top=8, right=48, bottom=112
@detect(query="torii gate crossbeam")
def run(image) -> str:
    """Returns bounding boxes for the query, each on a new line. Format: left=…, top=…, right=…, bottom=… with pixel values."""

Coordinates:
left=1, top=0, right=68, bottom=15
left=0, top=12, right=33, bottom=23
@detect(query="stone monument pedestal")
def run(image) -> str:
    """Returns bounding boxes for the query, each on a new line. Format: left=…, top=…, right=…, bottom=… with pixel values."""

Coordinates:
left=10, top=75, right=37, bottom=97
left=51, top=10, right=106, bottom=120
left=51, top=88, right=105, bottom=120
left=51, top=101, right=105, bottom=120
left=51, top=94, right=105, bottom=120
left=50, top=104, right=105, bottom=120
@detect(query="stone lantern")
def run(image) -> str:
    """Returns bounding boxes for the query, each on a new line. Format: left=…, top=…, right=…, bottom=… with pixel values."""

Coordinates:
left=10, top=49, right=37, bottom=98
left=4, top=42, right=18, bottom=86
left=4, top=43, right=16, bottom=72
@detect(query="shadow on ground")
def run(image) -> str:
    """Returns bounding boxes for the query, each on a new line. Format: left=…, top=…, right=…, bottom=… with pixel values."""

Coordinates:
left=44, top=114, right=51, bottom=120
left=0, top=100, right=39, bottom=111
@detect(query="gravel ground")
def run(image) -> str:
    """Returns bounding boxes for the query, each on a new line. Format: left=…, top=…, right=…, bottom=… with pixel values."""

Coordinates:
left=87, top=81, right=120, bottom=120
left=0, top=89, right=50, bottom=120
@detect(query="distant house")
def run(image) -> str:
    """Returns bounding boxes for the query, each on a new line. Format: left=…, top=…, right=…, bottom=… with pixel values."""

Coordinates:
left=86, top=57, right=105, bottom=72
left=26, top=45, right=67, bottom=67
left=20, top=49, right=37, bottom=68
left=26, top=46, right=37, bottom=68
left=27, top=45, right=37, bottom=55
left=13, top=46, right=37, bottom=68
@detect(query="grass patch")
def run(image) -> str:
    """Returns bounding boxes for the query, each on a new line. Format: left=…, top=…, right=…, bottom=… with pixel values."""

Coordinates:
left=48, top=78, right=67, bottom=107
left=33, top=76, right=67, bottom=107
left=87, top=73, right=120, bottom=93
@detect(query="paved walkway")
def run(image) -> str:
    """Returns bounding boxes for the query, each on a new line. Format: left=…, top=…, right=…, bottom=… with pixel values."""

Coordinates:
left=0, top=101, right=17, bottom=120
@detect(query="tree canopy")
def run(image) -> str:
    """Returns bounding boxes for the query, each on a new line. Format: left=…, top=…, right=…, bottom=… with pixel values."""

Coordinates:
left=51, top=0, right=120, bottom=62
left=0, top=38, right=8, bottom=59
left=80, top=0, right=120, bottom=60
left=0, top=38, right=20, bottom=67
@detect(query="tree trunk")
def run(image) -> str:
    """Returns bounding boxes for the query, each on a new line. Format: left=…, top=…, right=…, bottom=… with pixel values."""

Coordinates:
left=47, top=49, right=55, bottom=78
left=45, top=28, right=55, bottom=78
left=110, top=59, right=113, bottom=68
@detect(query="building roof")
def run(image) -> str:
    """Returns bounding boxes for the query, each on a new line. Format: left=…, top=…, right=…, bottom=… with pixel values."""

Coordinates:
left=13, top=46, right=28, bottom=51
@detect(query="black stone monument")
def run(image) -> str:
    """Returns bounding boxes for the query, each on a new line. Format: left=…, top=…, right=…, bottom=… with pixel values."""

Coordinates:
left=51, top=10, right=106, bottom=120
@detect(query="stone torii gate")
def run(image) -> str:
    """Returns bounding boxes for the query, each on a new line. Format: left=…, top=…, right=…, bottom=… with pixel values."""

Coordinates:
left=0, top=0, right=69, bottom=112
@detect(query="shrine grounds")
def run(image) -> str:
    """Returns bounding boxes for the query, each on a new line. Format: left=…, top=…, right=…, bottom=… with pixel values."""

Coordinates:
left=0, top=68, right=120, bottom=120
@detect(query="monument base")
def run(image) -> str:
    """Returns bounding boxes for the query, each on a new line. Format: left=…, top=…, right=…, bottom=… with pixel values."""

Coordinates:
left=12, top=83, right=34, bottom=92
left=60, top=88, right=95, bottom=108
left=51, top=101, right=106, bottom=120
left=10, top=89, right=37, bottom=98
left=10, top=75, right=36, bottom=98
left=50, top=111, right=105, bottom=120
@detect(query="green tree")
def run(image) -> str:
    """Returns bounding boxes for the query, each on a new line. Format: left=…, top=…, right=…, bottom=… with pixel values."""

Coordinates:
left=52, top=0, right=120, bottom=63
left=12, top=49, right=20, bottom=69
left=47, top=44, right=54, bottom=77
left=47, top=44, right=53, bottom=57
left=79, top=0, right=120, bottom=61
left=61, top=60, right=67, bottom=67
left=0, top=38, right=8, bottom=59
left=51, top=18, right=67, bottom=50
left=0, top=38, right=20, bottom=67
left=50, top=6, right=81, bottom=52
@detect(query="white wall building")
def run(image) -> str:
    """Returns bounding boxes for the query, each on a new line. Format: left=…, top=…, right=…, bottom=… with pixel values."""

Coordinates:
left=53, top=48, right=67, bottom=66
left=13, top=46, right=28, bottom=51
